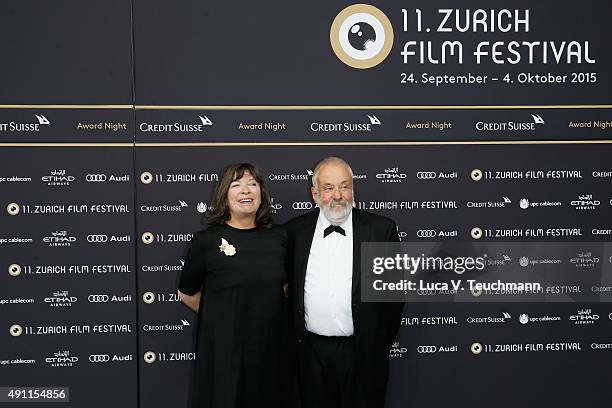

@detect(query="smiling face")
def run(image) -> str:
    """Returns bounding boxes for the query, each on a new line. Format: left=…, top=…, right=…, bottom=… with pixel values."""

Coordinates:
left=312, top=161, right=354, bottom=225
left=227, top=170, right=261, bottom=220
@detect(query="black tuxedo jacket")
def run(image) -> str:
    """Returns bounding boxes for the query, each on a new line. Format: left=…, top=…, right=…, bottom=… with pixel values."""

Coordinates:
left=284, top=208, right=404, bottom=406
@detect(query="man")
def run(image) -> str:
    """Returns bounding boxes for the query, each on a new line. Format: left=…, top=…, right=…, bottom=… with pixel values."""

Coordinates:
left=285, top=157, right=404, bottom=408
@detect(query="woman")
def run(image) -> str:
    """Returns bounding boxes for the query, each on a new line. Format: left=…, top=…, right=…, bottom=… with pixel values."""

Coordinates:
left=178, top=163, right=289, bottom=408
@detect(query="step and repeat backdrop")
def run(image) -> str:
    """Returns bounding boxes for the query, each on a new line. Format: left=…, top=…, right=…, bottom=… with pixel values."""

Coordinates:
left=2, top=0, right=612, bottom=407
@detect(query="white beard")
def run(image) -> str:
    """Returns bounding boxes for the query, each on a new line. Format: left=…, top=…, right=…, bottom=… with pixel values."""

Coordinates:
left=317, top=197, right=353, bottom=225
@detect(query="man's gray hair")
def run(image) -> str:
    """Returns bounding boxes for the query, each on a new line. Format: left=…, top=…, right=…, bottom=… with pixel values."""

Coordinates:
left=311, top=157, right=354, bottom=189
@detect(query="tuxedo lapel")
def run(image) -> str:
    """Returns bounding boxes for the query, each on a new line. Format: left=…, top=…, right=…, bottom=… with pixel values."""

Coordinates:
left=351, top=209, right=368, bottom=300
left=298, top=211, right=318, bottom=310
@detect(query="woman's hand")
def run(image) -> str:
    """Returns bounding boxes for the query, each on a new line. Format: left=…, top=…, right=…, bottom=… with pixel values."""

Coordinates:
left=178, top=290, right=201, bottom=312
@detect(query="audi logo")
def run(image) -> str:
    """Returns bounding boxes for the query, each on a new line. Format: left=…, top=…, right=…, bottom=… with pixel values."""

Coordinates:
left=417, top=289, right=437, bottom=296
left=88, top=294, right=110, bottom=303
left=416, top=230, right=437, bottom=238
left=86, top=174, right=107, bottom=182
left=89, top=354, right=110, bottom=362
left=87, top=235, right=108, bottom=243
left=292, top=202, right=313, bottom=210
left=416, top=172, right=437, bottom=180
left=417, top=345, right=437, bottom=353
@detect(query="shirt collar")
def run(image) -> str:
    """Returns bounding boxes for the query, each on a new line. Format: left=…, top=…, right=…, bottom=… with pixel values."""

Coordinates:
left=316, top=208, right=353, bottom=237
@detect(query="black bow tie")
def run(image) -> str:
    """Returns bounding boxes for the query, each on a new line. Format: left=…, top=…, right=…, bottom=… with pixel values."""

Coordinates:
left=324, top=225, right=345, bottom=237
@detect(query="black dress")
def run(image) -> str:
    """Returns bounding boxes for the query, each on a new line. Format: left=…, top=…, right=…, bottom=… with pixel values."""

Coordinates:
left=179, top=223, right=288, bottom=408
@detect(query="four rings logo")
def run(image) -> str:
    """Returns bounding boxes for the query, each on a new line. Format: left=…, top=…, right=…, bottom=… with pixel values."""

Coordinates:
left=417, top=230, right=437, bottom=238
left=292, top=202, right=316, bottom=210
left=417, top=172, right=437, bottom=180
left=417, top=345, right=437, bottom=354
left=89, top=354, right=110, bottom=363
left=86, top=174, right=107, bottom=182
left=87, top=235, right=108, bottom=243
left=88, top=294, right=110, bottom=303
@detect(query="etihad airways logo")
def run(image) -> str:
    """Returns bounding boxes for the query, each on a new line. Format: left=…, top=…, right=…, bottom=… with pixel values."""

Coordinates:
left=44, top=290, right=77, bottom=307
left=389, top=342, right=408, bottom=358
left=139, top=115, right=213, bottom=133
left=270, top=198, right=283, bottom=214
left=0, top=114, right=51, bottom=132
left=45, top=350, right=78, bottom=367
left=570, top=251, right=599, bottom=268
left=475, top=114, right=545, bottom=132
left=570, top=308, right=599, bottom=325
left=42, top=170, right=75, bottom=186
left=570, top=194, right=600, bottom=210
left=310, top=115, right=381, bottom=132
left=42, top=230, right=77, bottom=247
left=376, top=167, right=407, bottom=183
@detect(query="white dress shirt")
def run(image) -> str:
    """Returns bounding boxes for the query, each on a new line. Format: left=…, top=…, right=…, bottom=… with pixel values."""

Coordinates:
left=304, top=210, right=354, bottom=336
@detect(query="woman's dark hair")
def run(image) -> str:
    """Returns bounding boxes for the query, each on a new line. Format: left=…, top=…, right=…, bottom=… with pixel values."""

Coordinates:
left=206, top=163, right=273, bottom=228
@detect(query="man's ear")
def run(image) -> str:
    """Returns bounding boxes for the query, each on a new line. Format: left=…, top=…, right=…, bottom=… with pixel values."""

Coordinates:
left=311, top=186, right=318, bottom=203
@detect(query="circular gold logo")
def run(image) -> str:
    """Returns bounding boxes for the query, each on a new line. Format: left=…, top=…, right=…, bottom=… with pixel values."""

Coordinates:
left=471, top=342, right=483, bottom=355
left=140, top=172, right=153, bottom=184
left=471, top=227, right=483, bottom=240
left=9, top=324, right=23, bottom=337
left=330, top=4, right=394, bottom=69
left=8, top=264, right=22, bottom=277
left=7, top=203, right=20, bottom=216
left=471, top=169, right=483, bottom=181
left=143, top=351, right=156, bottom=363
left=141, top=232, right=154, bottom=245
left=143, top=292, right=155, bottom=304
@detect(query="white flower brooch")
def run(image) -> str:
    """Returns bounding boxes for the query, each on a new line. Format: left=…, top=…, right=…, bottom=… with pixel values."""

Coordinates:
left=219, top=238, right=236, bottom=256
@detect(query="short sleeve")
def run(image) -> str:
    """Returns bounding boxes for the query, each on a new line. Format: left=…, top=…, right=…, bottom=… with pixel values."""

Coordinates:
left=178, top=233, right=207, bottom=295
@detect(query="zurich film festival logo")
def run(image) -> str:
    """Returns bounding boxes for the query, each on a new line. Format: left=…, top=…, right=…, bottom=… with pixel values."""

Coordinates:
left=330, top=4, right=394, bottom=69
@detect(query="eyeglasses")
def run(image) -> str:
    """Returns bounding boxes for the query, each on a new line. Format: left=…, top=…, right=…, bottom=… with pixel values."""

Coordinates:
left=321, top=185, right=352, bottom=194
